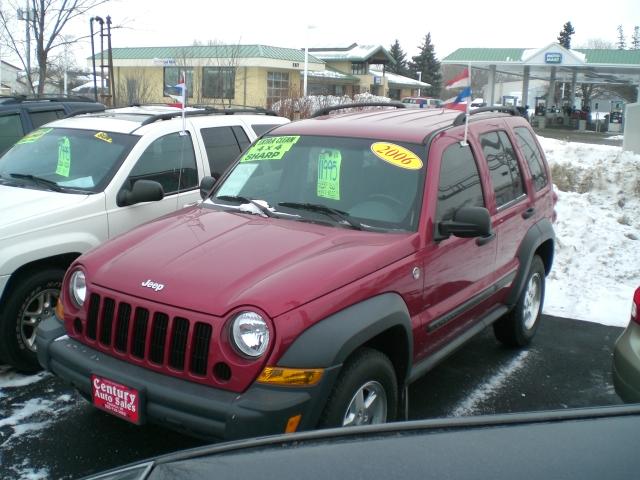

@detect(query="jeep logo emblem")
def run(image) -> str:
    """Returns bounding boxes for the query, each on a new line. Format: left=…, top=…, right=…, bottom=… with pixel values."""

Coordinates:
left=141, top=279, right=164, bottom=292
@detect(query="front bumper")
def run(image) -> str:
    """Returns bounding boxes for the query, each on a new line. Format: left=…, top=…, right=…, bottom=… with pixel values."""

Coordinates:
left=36, top=317, right=340, bottom=441
left=613, top=321, right=640, bottom=403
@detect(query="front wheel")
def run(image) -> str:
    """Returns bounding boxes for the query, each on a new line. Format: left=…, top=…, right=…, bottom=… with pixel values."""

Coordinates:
left=319, top=348, right=397, bottom=428
left=0, top=268, right=64, bottom=372
left=493, top=255, right=545, bottom=347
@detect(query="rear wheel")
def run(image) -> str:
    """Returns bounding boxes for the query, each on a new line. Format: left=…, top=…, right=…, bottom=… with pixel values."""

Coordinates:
left=319, top=348, right=397, bottom=428
left=0, top=268, right=64, bottom=372
left=494, top=255, right=545, bottom=347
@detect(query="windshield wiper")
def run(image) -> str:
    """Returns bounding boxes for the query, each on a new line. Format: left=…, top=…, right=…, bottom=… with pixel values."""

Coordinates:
left=9, top=173, right=63, bottom=192
left=278, top=202, right=362, bottom=230
left=215, top=195, right=276, bottom=218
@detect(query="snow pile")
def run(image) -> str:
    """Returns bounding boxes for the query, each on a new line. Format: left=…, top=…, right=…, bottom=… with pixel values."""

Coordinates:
left=540, top=136, right=640, bottom=326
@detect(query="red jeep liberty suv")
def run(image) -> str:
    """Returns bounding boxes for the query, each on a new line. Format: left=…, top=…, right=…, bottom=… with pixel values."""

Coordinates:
left=37, top=103, right=556, bottom=440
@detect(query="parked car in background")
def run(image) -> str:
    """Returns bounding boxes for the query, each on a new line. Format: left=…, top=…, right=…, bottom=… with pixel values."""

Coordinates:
left=401, top=97, right=443, bottom=108
left=0, top=95, right=105, bottom=154
left=613, top=286, right=640, bottom=402
left=0, top=105, right=289, bottom=372
left=37, top=103, right=556, bottom=441
left=84, top=405, right=640, bottom=480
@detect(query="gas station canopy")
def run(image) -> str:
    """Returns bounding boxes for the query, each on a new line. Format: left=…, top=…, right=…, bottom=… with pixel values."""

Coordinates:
left=442, top=43, right=640, bottom=85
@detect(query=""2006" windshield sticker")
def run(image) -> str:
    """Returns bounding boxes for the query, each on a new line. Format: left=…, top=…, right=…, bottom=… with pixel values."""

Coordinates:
left=241, top=136, right=300, bottom=162
left=317, top=149, right=341, bottom=200
left=56, top=137, right=71, bottom=177
left=17, top=128, right=53, bottom=145
left=370, top=142, right=423, bottom=170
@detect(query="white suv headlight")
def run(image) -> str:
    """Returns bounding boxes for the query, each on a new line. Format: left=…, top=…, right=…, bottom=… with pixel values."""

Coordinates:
left=69, top=270, right=87, bottom=307
left=231, top=311, right=270, bottom=358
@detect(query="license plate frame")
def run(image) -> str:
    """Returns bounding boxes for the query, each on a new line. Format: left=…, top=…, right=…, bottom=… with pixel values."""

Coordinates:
left=91, top=374, right=144, bottom=425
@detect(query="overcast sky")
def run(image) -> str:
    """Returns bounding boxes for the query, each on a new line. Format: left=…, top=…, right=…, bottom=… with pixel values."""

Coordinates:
left=47, top=0, right=640, bottom=68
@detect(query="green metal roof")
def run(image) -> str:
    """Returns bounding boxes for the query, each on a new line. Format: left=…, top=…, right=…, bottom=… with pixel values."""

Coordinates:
left=443, top=47, right=640, bottom=65
left=92, top=45, right=324, bottom=64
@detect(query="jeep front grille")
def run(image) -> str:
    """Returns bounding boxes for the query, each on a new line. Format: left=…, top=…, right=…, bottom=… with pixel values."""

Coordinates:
left=84, top=292, right=213, bottom=377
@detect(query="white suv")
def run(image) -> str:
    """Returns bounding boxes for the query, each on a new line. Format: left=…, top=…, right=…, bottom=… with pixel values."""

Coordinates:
left=0, top=105, right=289, bottom=371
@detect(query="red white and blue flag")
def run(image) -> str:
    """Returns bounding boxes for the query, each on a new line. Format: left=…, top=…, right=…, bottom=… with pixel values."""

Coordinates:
left=168, top=71, right=187, bottom=108
left=445, top=68, right=470, bottom=89
left=443, top=86, right=471, bottom=112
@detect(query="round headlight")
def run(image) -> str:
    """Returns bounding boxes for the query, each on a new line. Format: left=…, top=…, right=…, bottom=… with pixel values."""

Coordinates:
left=231, top=311, right=270, bottom=358
left=69, top=270, right=87, bottom=307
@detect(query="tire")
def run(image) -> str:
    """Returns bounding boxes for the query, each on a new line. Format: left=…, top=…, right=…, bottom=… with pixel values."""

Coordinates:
left=493, top=255, right=545, bottom=347
left=319, top=348, right=397, bottom=428
left=0, top=268, right=64, bottom=373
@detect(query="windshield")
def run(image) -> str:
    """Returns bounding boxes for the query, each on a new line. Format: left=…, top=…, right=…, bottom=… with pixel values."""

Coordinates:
left=0, top=127, right=138, bottom=193
left=211, top=135, right=427, bottom=232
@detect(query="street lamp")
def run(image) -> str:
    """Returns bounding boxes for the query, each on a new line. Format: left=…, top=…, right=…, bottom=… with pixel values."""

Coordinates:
left=417, top=71, right=422, bottom=97
left=303, top=25, right=316, bottom=98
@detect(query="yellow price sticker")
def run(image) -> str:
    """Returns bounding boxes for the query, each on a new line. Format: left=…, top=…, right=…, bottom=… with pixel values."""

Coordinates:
left=241, top=136, right=300, bottom=162
left=370, top=142, right=423, bottom=170
left=94, top=132, right=113, bottom=143
left=17, top=128, right=52, bottom=145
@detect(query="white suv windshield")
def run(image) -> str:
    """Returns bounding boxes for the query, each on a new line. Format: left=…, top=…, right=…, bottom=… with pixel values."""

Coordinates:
left=0, top=127, right=138, bottom=193
left=212, top=135, right=427, bottom=232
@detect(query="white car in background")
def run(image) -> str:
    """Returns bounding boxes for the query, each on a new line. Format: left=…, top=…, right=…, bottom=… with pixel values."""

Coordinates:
left=0, top=105, right=289, bottom=372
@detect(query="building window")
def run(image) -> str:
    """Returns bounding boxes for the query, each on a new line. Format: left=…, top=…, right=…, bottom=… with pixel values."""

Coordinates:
left=352, top=62, right=367, bottom=75
left=202, top=67, right=236, bottom=99
left=163, top=67, right=193, bottom=98
left=267, top=71, right=289, bottom=107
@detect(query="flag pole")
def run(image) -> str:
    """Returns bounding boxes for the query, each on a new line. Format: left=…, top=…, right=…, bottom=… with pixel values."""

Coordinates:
left=462, top=62, right=471, bottom=146
left=180, top=70, right=187, bottom=136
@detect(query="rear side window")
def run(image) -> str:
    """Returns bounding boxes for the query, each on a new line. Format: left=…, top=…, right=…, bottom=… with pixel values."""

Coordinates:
left=0, top=113, right=24, bottom=154
left=200, top=126, right=249, bottom=178
left=29, top=109, right=65, bottom=128
left=514, top=127, right=548, bottom=191
left=436, top=142, right=485, bottom=222
left=479, top=131, right=524, bottom=208
left=128, top=132, right=198, bottom=195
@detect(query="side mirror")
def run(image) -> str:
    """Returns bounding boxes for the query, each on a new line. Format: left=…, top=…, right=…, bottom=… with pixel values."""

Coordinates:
left=199, top=174, right=219, bottom=200
left=117, top=179, right=164, bottom=207
left=437, top=206, right=492, bottom=239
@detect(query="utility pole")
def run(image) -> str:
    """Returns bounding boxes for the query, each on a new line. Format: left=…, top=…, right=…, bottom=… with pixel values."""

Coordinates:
left=17, top=2, right=32, bottom=92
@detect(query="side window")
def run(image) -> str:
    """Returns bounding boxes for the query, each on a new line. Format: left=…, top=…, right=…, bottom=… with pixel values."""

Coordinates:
left=128, top=132, right=198, bottom=195
left=514, top=127, right=548, bottom=191
left=200, top=126, right=246, bottom=178
left=29, top=109, right=65, bottom=129
left=480, top=130, right=525, bottom=208
left=0, top=113, right=24, bottom=154
left=251, top=123, right=278, bottom=137
left=436, top=142, right=485, bottom=223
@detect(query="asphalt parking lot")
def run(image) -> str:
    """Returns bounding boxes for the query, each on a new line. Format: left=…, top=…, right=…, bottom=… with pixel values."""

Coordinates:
left=0, top=314, right=624, bottom=479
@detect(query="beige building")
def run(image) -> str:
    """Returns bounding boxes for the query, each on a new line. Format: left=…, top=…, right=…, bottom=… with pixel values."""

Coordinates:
left=93, top=43, right=429, bottom=108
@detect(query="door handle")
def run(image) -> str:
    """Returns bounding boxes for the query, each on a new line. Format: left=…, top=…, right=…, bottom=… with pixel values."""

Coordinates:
left=522, top=207, right=535, bottom=219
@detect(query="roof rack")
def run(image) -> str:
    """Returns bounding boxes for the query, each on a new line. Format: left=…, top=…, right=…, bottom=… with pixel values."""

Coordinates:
left=0, top=94, right=98, bottom=104
left=452, top=105, right=518, bottom=127
left=311, top=101, right=406, bottom=118
left=135, top=106, right=278, bottom=128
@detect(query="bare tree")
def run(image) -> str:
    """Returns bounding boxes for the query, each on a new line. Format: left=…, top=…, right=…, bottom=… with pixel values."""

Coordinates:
left=118, top=70, right=154, bottom=106
left=0, top=0, right=109, bottom=95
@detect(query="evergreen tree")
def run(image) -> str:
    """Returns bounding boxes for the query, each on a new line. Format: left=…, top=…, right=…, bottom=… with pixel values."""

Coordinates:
left=388, top=40, right=409, bottom=76
left=408, top=33, right=442, bottom=97
left=617, top=25, right=627, bottom=49
left=632, top=26, right=640, bottom=50
left=557, top=21, right=575, bottom=48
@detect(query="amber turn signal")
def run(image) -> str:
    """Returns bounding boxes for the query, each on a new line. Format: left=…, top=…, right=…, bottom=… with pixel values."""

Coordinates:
left=55, top=298, right=65, bottom=321
left=257, top=367, right=323, bottom=386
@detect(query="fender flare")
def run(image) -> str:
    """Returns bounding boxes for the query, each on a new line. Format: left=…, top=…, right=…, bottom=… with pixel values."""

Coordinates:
left=278, top=293, right=413, bottom=381
left=506, top=218, right=555, bottom=308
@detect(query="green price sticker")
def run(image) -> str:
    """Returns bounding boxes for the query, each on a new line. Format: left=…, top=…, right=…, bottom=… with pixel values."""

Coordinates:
left=17, top=128, right=52, bottom=145
left=56, top=137, right=71, bottom=177
left=241, top=136, right=300, bottom=162
left=317, top=149, right=341, bottom=200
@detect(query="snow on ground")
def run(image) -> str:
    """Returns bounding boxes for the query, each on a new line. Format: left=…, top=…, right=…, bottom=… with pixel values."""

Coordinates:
left=539, top=136, right=640, bottom=327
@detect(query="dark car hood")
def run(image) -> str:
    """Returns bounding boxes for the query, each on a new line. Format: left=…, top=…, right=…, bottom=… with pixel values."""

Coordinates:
left=81, top=206, right=416, bottom=318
